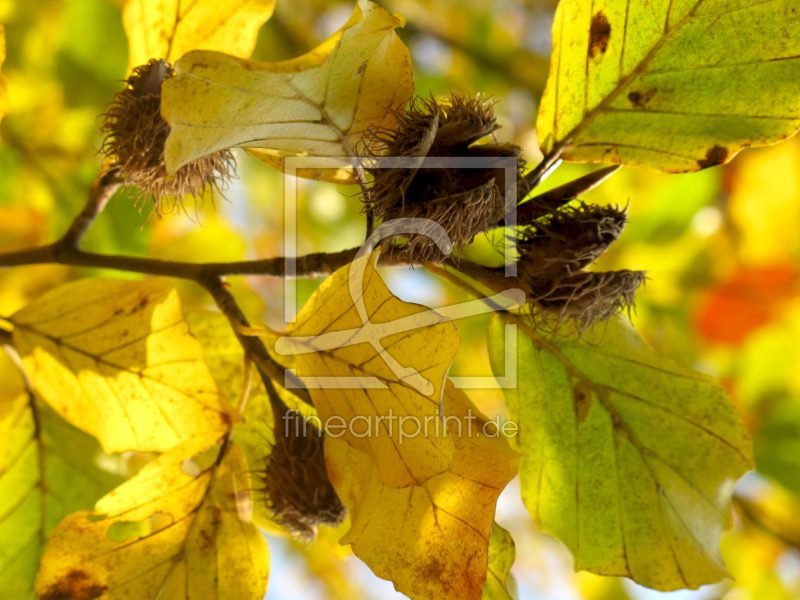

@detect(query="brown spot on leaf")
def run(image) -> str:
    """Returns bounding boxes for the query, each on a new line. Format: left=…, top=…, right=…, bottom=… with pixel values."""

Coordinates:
left=41, top=569, right=107, bottom=600
left=573, top=382, right=592, bottom=424
left=627, top=89, right=655, bottom=108
left=697, top=145, right=729, bottom=169
left=357, top=60, right=369, bottom=75
left=589, top=13, right=611, bottom=59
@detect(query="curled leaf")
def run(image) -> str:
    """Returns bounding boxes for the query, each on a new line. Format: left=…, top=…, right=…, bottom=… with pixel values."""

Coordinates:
left=162, top=0, right=414, bottom=183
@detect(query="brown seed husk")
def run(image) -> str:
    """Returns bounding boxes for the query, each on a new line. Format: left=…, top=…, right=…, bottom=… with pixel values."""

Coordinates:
left=255, top=408, right=346, bottom=541
left=101, top=59, right=235, bottom=215
left=522, top=269, right=646, bottom=332
left=365, top=94, right=530, bottom=262
left=516, top=202, right=628, bottom=278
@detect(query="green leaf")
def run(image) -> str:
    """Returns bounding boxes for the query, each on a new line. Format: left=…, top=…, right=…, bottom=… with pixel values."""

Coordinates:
left=489, top=316, right=753, bottom=591
left=537, top=0, right=800, bottom=172
left=0, top=393, right=126, bottom=599
left=482, top=523, right=517, bottom=600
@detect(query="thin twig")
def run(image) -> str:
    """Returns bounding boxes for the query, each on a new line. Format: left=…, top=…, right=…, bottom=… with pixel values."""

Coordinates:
left=61, top=167, right=123, bottom=249
left=199, top=274, right=313, bottom=406
left=516, top=164, right=622, bottom=224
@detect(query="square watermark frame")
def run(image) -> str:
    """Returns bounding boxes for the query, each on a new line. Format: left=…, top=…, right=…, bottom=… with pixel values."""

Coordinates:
left=280, top=155, right=520, bottom=390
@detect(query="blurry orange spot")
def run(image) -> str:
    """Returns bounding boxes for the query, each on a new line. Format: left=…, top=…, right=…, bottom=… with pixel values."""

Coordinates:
left=694, top=264, right=798, bottom=346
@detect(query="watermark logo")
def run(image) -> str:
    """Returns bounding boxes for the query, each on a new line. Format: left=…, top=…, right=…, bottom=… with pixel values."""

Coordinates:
left=278, top=156, right=522, bottom=391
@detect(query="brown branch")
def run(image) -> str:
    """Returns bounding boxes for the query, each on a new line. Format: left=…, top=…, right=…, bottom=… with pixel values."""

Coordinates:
left=60, top=167, right=123, bottom=249
left=199, top=274, right=312, bottom=407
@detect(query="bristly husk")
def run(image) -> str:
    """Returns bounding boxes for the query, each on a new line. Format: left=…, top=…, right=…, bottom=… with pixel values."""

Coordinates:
left=365, top=94, right=530, bottom=263
left=101, top=59, right=236, bottom=215
left=255, top=407, right=346, bottom=541
left=516, top=202, right=628, bottom=278
left=522, top=269, right=646, bottom=332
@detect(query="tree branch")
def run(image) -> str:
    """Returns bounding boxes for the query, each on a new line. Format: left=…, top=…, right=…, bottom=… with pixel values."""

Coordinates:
left=199, top=274, right=312, bottom=406
left=60, top=167, right=123, bottom=249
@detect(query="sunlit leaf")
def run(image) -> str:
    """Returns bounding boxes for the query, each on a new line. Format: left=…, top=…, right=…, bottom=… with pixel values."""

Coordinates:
left=482, top=523, right=517, bottom=600
left=537, top=0, right=800, bottom=172
left=326, top=384, right=519, bottom=599
left=123, top=0, right=275, bottom=70
left=11, top=279, right=235, bottom=453
left=34, top=432, right=269, bottom=600
left=0, top=393, right=125, bottom=599
left=489, top=316, right=753, bottom=590
left=162, top=0, right=414, bottom=183
left=275, top=251, right=459, bottom=489
left=0, top=24, right=8, bottom=126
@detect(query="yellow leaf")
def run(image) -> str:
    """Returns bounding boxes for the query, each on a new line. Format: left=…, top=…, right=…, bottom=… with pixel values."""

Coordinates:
left=276, top=251, right=459, bottom=488
left=11, top=279, right=235, bottom=453
left=34, top=434, right=269, bottom=600
left=162, top=0, right=414, bottom=184
left=122, top=0, right=275, bottom=70
left=0, top=24, right=8, bottom=126
left=0, top=393, right=125, bottom=599
left=326, top=385, right=520, bottom=600
left=537, top=0, right=800, bottom=172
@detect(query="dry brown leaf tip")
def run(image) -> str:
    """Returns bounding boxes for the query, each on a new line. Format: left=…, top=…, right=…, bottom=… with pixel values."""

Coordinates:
left=365, top=93, right=530, bottom=263
left=255, top=408, right=346, bottom=541
left=102, top=59, right=235, bottom=215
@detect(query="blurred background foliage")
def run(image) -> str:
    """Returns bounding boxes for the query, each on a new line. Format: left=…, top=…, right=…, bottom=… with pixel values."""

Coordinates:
left=1, top=0, right=799, bottom=598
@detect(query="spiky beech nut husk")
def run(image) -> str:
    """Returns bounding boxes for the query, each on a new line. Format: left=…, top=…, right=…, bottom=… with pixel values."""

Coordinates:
left=101, top=59, right=235, bottom=214
left=522, top=268, right=646, bottom=331
left=255, top=407, right=346, bottom=541
left=365, top=94, right=530, bottom=263
left=517, top=203, right=628, bottom=278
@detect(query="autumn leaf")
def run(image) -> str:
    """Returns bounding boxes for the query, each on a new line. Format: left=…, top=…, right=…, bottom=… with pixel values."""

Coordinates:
left=274, top=251, right=459, bottom=489
left=537, top=0, right=800, bottom=172
left=482, top=523, right=517, bottom=600
left=123, top=0, right=275, bottom=70
left=0, top=24, right=7, bottom=126
left=326, top=384, right=520, bottom=599
left=11, top=279, right=235, bottom=454
left=489, top=316, right=753, bottom=590
left=161, top=0, right=414, bottom=183
left=0, top=393, right=125, bottom=599
left=34, top=432, right=269, bottom=600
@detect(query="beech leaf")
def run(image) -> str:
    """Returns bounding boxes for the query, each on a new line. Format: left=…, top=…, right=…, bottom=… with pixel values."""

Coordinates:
left=0, top=393, right=125, bottom=599
left=489, top=316, right=754, bottom=591
left=11, top=279, right=235, bottom=453
left=326, top=384, right=520, bottom=600
left=34, top=433, right=269, bottom=600
left=162, top=0, right=414, bottom=183
left=482, top=523, right=517, bottom=600
left=123, top=0, right=275, bottom=70
left=537, top=0, right=800, bottom=172
left=274, top=251, right=460, bottom=489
